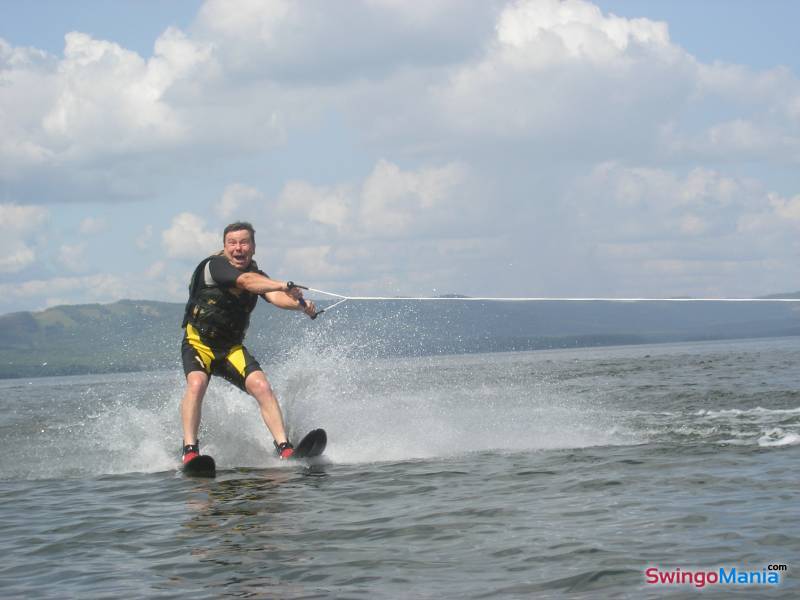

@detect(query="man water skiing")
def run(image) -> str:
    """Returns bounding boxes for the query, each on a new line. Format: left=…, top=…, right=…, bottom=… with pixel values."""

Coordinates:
left=180, top=221, right=317, bottom=464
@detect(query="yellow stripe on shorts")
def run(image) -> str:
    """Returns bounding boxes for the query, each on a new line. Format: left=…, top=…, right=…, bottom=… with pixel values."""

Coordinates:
left=226, top=346, right=248, bottom=378
left=185, top=324, right=215, bottom=372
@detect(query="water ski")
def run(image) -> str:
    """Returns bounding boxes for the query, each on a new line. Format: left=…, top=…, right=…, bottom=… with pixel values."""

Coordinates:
left=182, top=454, right=216, bottom=478
left=292, top=428, right=327, bottom=459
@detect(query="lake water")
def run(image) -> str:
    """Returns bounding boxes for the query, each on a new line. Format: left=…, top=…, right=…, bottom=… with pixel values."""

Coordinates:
left=1, top=336, right=798, bottom=598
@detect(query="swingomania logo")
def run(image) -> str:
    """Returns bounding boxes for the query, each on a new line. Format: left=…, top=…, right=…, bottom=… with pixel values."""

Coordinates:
left=645, top=565, right=787, bottom=589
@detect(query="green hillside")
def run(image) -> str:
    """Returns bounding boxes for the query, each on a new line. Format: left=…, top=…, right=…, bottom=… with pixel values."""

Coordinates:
left=0, top=301, right=183, bottom=378
left=1, top=294, right=800, bottom=379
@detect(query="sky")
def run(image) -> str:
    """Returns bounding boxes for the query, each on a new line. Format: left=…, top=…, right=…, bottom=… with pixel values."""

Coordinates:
left=1, top=0, right=799, bottom=315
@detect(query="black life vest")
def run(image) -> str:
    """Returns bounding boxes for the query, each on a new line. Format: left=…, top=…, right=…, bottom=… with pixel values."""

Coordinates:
left=181, top=256, right=259, bottom=345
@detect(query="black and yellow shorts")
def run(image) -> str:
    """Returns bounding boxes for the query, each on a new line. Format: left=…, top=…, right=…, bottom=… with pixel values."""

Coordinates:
left=181, top=324, right=262, bottom=391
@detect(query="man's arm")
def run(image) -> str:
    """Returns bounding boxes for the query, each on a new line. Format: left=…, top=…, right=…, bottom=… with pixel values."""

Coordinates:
left=235, top=271, right=290, bottom=295
left=264, top=289, right=317, bottom=318
left=236, top=271, right=317, bottom=317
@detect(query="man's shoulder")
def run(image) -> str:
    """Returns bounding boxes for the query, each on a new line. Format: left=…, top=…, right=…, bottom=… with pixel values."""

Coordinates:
left=249, top=260, right=268, bottom=278
left=205, top=255, right=230, bottom=268
left=205, top=256, right=267, bottom=287
left=206, top=256, right=242, bottom=287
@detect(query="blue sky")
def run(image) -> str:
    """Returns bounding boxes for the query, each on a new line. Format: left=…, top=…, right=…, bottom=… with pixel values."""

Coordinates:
left=1, top=0, right=799, bottom=314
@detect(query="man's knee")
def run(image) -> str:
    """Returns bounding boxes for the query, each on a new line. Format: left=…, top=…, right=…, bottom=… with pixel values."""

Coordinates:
left=245, top=372, right=273, bottom=398
left=185, top=372, right=209, bottom=397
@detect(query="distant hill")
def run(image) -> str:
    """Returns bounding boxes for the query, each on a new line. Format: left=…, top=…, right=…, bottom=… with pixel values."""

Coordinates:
left=1, top=294, right=800, bottom=378
left=760, top=291, right=800, bottom=299
left=0, top=300, right=183, bottom=378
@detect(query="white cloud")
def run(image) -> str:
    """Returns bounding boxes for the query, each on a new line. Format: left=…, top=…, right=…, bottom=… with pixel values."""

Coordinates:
left=0, top=39, right=58, bottom=176
left=1, top=0, right=797, bottom=182
left=263, top=158, right=499, bottom=293
left=161, top=213, right=219, bottom=259
left=0, top=248, right=37, bottom=274
left=2, top=0, right=797, bottom=210
left=769, top=193, right=800, bottom=223
left=679, top=214, right=708, bottom=236
left=273, top=159, right=479, bottom=240
left=144, top=260, right=167, bottom=279
left=191, top=0, right=496, bottom=80
left=0, top=202, right=49, bottom=228
left=661, top=114, right=800, bottom=163
left=0, top=274, right=125, bottom=303
left=58, top=242, right=88, bottom=272
left=136, top=225, right=154, bottom=250
left=277, top=180, right=354, bottom=233
left=0, top=203, right=49, bottom=273
left=79, top=216, right=107, bottom=234
left=571, top=162, right=758, bottom=241
left=194, top=0, right=293, bottom=51
left=416, top=0, right=800, bottom=172
left=432, top=0, right=692, bottom=142
left=41, top=32, right=188, bottom=158
left=0, top=265, right=191, bottom=311
left=1, top=28, right=217, bottom=194
left=0, top=23, right=295, bottom=203
left=217, top=183, right=265, bottom=219
left=282, top=245, right=352, bottom=279
left=546, top=161, right=800, bottom=297
left=359, top=159, right=468, bottom=235
left=495, top=0, right=671, bottom=64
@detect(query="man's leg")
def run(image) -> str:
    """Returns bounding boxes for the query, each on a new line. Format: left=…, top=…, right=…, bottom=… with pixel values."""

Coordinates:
left=244, top=370, right=290, bottom=445
left=181, top=370, right=209, bottom=446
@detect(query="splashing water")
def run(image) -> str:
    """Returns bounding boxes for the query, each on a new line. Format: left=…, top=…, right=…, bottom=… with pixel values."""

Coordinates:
left=2, top=336, right=797, bottom=480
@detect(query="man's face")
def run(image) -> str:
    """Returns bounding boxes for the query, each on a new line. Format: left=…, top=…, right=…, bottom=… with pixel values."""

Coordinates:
left=223, top=229, right=255, bottom=270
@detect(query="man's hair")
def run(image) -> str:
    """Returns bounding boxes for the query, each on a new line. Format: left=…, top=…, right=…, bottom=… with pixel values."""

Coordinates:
left=223, top=221, right=256, bottom=244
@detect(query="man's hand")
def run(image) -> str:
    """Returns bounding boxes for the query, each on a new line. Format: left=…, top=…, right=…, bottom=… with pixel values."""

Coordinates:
left=285, top=281, right=303, bottom=298
left=285, top=282, right=317, bottom=318
left=300, top=298, right=318, bottom=319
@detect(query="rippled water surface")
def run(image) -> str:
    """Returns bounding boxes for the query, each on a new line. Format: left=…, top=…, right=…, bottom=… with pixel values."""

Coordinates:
left=1, top=337, right=798, bottom=598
